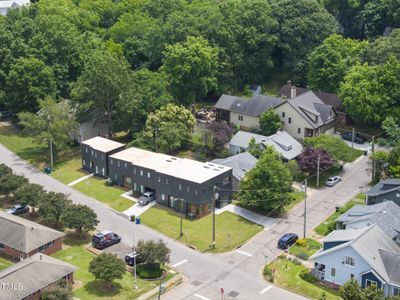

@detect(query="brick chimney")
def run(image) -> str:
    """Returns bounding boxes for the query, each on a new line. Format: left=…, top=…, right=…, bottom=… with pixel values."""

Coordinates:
left=290, top=85, right=296, bottom=99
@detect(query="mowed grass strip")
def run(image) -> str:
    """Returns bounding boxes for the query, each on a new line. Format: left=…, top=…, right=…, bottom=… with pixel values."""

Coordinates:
left=51, top=157, right=87, bottom=184
left=73, top=177, right=134, bottom=212
left=53, top=246, right=173, bottom=300
left=0, top=256, right=13, bottom=271
left=141, top=205, right=263, bottom=253
left=269, top=257, right=341, bottom=300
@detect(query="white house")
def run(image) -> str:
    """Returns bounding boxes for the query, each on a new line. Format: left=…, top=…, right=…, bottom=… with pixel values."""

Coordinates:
left=310, top=225, right=400, bottom=297
left=274, top=90, right=336, bottom=139
left=228, top=130, right=303, bottom=161
left=0, top=0, right=29, bottom=16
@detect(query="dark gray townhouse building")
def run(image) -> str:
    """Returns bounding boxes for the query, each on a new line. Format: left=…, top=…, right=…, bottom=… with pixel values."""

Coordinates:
left=81, top=136, right=125, bottom=177
left=365, top=178, right=400, bottom=207
left=108, top=147, right=233, bottom=218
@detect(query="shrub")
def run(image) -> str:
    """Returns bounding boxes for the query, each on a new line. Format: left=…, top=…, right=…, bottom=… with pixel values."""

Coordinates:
left=300, top=269, right=316, bottom=283
left=105, top=180, right=114, bottom=186
left=297, top=252, right=309, bottom=260
left=292, top=258, right=302, bottom=265
left=263, top=265, right=275, bottom=283
left=136, top=264, right=163, bottom=279
left=296, top=238, right=307, bottom=247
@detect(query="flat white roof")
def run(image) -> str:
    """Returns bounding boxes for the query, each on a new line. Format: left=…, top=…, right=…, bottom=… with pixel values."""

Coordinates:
left=110, top=147, right=231, bottom=183
left=82, top=136, right=124, bottom=153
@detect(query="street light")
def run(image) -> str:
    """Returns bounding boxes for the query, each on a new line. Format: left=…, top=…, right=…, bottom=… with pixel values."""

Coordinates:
left=212, top=187, right=219, bottom=249
left=131, top=247, right=139, bottom=289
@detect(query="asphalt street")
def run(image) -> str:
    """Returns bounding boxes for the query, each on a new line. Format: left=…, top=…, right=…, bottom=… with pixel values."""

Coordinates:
left=0, top=144, right=370, bottom=300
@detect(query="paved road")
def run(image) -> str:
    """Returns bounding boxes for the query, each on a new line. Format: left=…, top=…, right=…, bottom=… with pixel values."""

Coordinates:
left=0, top=144, right=370, bottom=300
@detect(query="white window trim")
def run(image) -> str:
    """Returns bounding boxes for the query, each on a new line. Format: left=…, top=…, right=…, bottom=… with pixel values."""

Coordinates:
left=344, top=256, right=355, bottom=267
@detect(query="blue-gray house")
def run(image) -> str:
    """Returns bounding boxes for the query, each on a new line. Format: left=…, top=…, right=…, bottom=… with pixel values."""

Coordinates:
left=310, top=225, right=400, bottom=297
left=366, top=178, right=400, bottom=207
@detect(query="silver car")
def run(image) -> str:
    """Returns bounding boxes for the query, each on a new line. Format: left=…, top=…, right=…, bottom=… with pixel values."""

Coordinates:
left=325, top=176, right=341, bottom=187
left=138, top=191, right=156, bottom=205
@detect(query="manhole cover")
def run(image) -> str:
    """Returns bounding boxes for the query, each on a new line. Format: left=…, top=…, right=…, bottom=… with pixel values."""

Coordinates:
left=191, top=281, right=202, bottom=286
left=227, top=291, right=239, bottom=297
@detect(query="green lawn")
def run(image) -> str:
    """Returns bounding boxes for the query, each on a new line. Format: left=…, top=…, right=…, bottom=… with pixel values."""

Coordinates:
left=289, top=238, right=321, bottom=260
left=73, top=177, right=134, bottom=212
left=140, top=206, right=263, bottom=253
left=314, top=193, right=365, bottom=236
left=285, top=191, right=306, bottom=211
left=51, top=157, right=87, bottom=184
left=0, top=256, right=13, bottom=271
left=0, top=124, right=79, bottom=168
left=267, top=257, right=341, bottom=300
left=307, top=165, right=342, bottom=188
left=53, top=246, right=173, bottom=300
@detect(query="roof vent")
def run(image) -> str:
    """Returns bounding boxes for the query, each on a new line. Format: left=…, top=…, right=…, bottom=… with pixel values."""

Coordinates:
left=166, top=160, right=172, bottom=162
left=208, top=164, right=215, bottom=167
left=204, top=166, right=210, bottom=169
left=213, top=169, right=219, bottom=171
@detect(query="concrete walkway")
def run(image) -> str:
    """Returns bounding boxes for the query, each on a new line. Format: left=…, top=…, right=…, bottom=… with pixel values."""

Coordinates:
left=123, top=201, right=156, bottom=217
left=216, top=204, right=278, bottom=229
left=120, top=190, right=138, bottom=202
left=67, top=173, right=94, bottom=186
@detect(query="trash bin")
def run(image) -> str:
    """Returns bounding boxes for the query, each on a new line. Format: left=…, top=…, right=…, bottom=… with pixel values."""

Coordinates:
left=130, top=215, right=135, bottom=222
left=335, top=206, right=341, bottom=212
left=363, top=150, right=368, bottom=156
left=135, top=217, right=141, bottom=224
left=44, top=166, right=52, bottom=174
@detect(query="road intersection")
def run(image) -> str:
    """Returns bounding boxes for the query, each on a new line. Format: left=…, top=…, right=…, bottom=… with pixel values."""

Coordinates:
left=0, top=144, right=370, bottom=299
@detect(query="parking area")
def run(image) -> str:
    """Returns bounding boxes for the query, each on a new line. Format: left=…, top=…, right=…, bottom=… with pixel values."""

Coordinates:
left=102, top=242, right=132, bottom=260
left=334, top=132, right=370, bottom=151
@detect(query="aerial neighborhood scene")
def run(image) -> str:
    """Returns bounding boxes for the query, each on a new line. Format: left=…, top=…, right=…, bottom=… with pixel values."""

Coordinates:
left=0, top=0, right=400, bottom=300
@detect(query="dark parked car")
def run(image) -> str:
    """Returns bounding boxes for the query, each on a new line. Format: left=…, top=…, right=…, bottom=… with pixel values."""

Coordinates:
left=341, top=132, right=365, bottom=144
left=0, top=111, right=11, bottom=120
left=125, top=252, right=142, bottom=266
left=138, top=191, right=156, bottom=206
left=92, top=230, right=121, bottom=249
left=277, top=233, right=298, bottom=249
left=7, top=204, right=29, bottom=215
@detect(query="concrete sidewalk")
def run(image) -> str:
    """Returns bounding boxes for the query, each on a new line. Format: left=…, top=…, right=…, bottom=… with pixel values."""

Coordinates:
left=216, top=204, right=279, bottom=229
left=123, top=202, right=156, bottom=217
left=67, top=173, right=93, bottom=186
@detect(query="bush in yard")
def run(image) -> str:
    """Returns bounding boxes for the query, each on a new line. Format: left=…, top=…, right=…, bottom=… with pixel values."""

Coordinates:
left=15, top=183, right=45, bottom=213
left=296, top=238, right=307, bottom=247
left=0, top=174, right=28, bottom=197
left=292, top=258, right=301, bottom=265
left=61, top=204, right=99, bottom=234
left=89, top=253, right=125, bottom=290
left=263, top=265, right=274, bottom=282
left=206, top=121, right=234, bottom=154
left=259, top=109, right=282, bottom=136
left=136, top=264, right=163, bottom=279
left=319, top=291, right=327, bottom=300
left=340, top=278, right=363, bottom=300
left=299, top=269, right=316, bottom=283
left=362, top=284, right=384, bottom=300
left=41, top=279, right=72, bottom=300
left=0, top=164, right=12, bottom=179
left=297, top=147, right=336, bottom=175
left=136, top=239, right=170, bottom=273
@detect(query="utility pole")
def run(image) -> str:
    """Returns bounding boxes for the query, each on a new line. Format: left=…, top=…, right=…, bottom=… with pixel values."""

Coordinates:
left=132, top=235, right=138, bottom=290
left=351, top=127, right=355, bottom=150
left=303, top=179, right=307, bottom=239
left=371, top=136, right=375, bottom=181
left=212, top=186, right=217, bottom=249
left=316, top=153, right=321, bottom=187
left=155, top=126, right=158, bottom=152
left=180, top=199, right=184, bottom=238
left=49, top=138, right=54, bottom=170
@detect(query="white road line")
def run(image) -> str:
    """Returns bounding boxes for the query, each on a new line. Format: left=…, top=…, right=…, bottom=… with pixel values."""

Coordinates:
left=172, top=259, right=188, bottom=268
left=259, top=285, right=273, bottom=294
left=194, top=294, right=211, bottom=300
left=236, top=249, right=253, bottom=257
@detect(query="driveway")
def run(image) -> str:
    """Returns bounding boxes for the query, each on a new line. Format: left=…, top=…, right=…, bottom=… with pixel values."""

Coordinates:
left=0, top=144, right=370, bottom=300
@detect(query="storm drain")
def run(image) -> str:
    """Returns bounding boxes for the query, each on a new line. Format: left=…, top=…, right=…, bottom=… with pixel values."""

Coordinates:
left=191, top=280, right=202, bottom=286
left=227, top=291, right=239, bottom=297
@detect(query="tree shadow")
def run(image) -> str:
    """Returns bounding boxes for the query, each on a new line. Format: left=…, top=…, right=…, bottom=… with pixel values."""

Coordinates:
left=84, top=280, right=122, bottom=297
left=63, top=231, right=91, bottom=247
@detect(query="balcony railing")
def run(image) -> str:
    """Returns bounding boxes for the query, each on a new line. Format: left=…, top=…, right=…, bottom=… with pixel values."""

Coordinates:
left=311, top=269, right=325, bottom=279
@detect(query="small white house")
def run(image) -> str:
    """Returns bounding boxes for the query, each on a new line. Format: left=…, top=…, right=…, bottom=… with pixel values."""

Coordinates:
left=0, top=0, right=29, bottom=16
left=310, top=225, right=400, bottom=297
left=228, top=130, right=303, bottom=161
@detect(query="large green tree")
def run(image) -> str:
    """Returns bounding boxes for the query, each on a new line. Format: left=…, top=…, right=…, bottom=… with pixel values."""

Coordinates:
left=239, top=146, right=292, bottom=212
left=340, top=56, right=400, bottom=125
left=5, top=57, right=56, bottom=113
left=271, top=0, right=338, bottom=75
left=339, top=278, right=363, bottom=300
left=161, top=36, right=219, bottom=104
left=88, top=253, right=125, bottom=289
left=388, top=144, right=400, bottom=178
left=307, top=34, right=367, bottom=93
left=18, top=97, right=77, bottom=163
left=0, top=174, right=28, bottom=197
left=259, top=109, right=282, bottom=136
left=39, top=192, right=72, bottom=226
left=14, top=183, right=44, bottom=213
left=72, top=49, right=133, bottom=137
left=61, top=204, right=99, bottom=234
left=136, top=239, right=170, bottom=270
left=143, top=103, right=196, bottom=153
left=364, top=29, right=400, bottom=65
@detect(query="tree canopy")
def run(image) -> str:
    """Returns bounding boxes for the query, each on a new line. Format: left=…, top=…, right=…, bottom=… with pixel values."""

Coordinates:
left=239, top=146, right=292, bottom=212
left=259, top=109, right=282, bottom=136
left=89, top=253, right=125, bottom=289
left=61, top=204, right=99, bottom=234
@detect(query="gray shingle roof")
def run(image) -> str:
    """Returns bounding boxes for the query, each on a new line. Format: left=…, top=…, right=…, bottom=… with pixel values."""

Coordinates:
left=379, top=249, right=400, bottom=286
left=0, top=211, right=65, bottom=253
left=215, top=94, right=284, bottom=117
left=366, top=178, right=400, bottom=197
left=311, top=225, right=400, bottom=284
left=229, top=130, right=303, bottom=160
left=337, top=201, right=400, bottom=239
left=279, top=91, right=335, bottom=129
left=0, top=253, right=77, bottom=300
left=211, top=152, right=258, bottom=181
